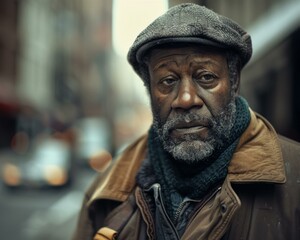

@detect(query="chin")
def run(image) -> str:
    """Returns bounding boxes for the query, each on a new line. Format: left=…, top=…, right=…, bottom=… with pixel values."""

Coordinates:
left=164, top=140, right=215, bottom=165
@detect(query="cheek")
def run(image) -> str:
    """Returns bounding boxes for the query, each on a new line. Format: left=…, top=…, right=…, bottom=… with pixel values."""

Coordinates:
left=219, top=84, right=232, bottom=105
left=150, top=91, right=172, bottom=123
left=206, top=82, right=232, bottom=116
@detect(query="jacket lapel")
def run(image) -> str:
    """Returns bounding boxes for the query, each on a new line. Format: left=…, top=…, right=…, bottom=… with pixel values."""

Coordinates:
left=228, top=110, right=286, bottom=183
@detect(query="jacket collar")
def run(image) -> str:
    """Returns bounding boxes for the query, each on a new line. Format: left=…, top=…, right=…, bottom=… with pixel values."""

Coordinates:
left=228, top=110, right=286, bottom=183
left=88, top=110, right=286, bottom=204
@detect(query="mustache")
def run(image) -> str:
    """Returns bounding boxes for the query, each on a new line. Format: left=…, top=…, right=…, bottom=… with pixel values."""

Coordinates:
left=162, top=112, right=214, bottom=133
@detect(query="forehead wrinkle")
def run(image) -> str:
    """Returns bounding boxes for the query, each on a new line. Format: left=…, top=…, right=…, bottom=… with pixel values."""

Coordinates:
left=151, top=53, right=194, bottom=73
left=150, top=50, right=226, bottom=72
left=188, top=55, right=223, bottom=69
left=152, top=59, right=179, bottom=72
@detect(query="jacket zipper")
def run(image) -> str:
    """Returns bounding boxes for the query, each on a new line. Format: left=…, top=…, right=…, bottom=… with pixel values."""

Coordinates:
left=145, top=184, right=222, bottom=239
left=149, top=183, right=181, bottom=240
left=173, top=197, right=202, bottom=225
left=173, top=200, right=187, bottom=223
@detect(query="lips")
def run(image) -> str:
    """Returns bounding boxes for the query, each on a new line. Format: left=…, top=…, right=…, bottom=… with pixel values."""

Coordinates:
left=170, top=121, right=210, bottom=138
left=170, top=120, right=209, bottom=130
left=174, top=125, right=206, bottom=134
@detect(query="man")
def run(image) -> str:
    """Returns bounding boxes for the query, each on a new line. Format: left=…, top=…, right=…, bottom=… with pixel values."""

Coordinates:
left=72, top=3, right=300, bottom=240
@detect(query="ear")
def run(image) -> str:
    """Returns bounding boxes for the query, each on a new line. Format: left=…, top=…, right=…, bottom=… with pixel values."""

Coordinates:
left=231, top=71, right=241, bottom=95
left=233, top=72, right=241, bottom=95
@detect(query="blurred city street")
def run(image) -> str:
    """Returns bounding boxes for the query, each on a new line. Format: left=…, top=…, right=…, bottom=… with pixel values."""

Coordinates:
left=0, top=165, right=97, bottom=240
left=0, top=0, right=300, bottom=239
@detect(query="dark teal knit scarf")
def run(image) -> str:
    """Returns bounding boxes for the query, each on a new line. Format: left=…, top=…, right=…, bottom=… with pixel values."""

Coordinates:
left=148, top=96, right=251, bottom=219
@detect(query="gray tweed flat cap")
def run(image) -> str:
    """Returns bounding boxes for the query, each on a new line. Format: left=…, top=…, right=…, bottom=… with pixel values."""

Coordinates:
left=127, top=3, right=252, bottom=80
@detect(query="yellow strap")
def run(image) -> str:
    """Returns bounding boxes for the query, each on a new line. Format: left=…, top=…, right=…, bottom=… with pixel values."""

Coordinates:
left=93, top=227, right=117, bottom=240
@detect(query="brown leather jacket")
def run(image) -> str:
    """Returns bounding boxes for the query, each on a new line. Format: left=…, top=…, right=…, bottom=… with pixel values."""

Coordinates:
left=72, top=111, right=300, bottom=240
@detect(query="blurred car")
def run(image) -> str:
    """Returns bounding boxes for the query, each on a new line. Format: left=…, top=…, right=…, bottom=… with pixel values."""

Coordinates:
left=1, top=137, right=72, bottom=188
left=75, top=117, right=112, bottom=167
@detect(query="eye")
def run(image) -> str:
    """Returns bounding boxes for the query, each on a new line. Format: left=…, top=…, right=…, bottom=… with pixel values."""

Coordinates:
left=160, top=77, right=177, bottom=86
left=194, top=72, right=217, bottom=83
left=155, top=76, right=178, bottom=94
left=202, top=74, right=216, bottom=81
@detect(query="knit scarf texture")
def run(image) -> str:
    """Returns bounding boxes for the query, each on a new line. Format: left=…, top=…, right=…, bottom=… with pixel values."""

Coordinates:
left=137, top=96, right=250, bottom=220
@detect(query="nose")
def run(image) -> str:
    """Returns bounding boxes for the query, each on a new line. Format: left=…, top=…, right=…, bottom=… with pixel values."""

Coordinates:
left=171, top=79, right=204, bottom=110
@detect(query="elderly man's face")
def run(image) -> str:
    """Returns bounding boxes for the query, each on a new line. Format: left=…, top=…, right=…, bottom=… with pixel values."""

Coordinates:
left=148, top=46, right=237, bottom=164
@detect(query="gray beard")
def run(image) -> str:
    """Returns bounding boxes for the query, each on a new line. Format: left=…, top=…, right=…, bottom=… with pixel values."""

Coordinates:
left=152, top=97, right=237, bottom=165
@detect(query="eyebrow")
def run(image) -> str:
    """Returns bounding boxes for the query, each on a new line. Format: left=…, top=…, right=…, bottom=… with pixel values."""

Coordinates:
left=152, top=60, right=179, bottom=72
left=189, top=59, right=221, bottom=68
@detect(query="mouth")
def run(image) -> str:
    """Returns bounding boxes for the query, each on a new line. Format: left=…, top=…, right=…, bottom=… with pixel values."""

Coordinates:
left=169, top=122, right=209, bottom=138
left=173, top=126, right=206, bottom=134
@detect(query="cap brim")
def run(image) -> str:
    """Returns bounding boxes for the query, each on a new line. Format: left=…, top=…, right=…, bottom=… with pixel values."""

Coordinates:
left=136, top=37, right=225, bottom=63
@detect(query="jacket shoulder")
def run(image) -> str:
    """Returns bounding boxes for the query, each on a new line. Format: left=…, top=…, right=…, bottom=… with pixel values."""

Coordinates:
left=85, top=134, right=148, bottom=202
left=278, top=135, right=300, bottom=163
